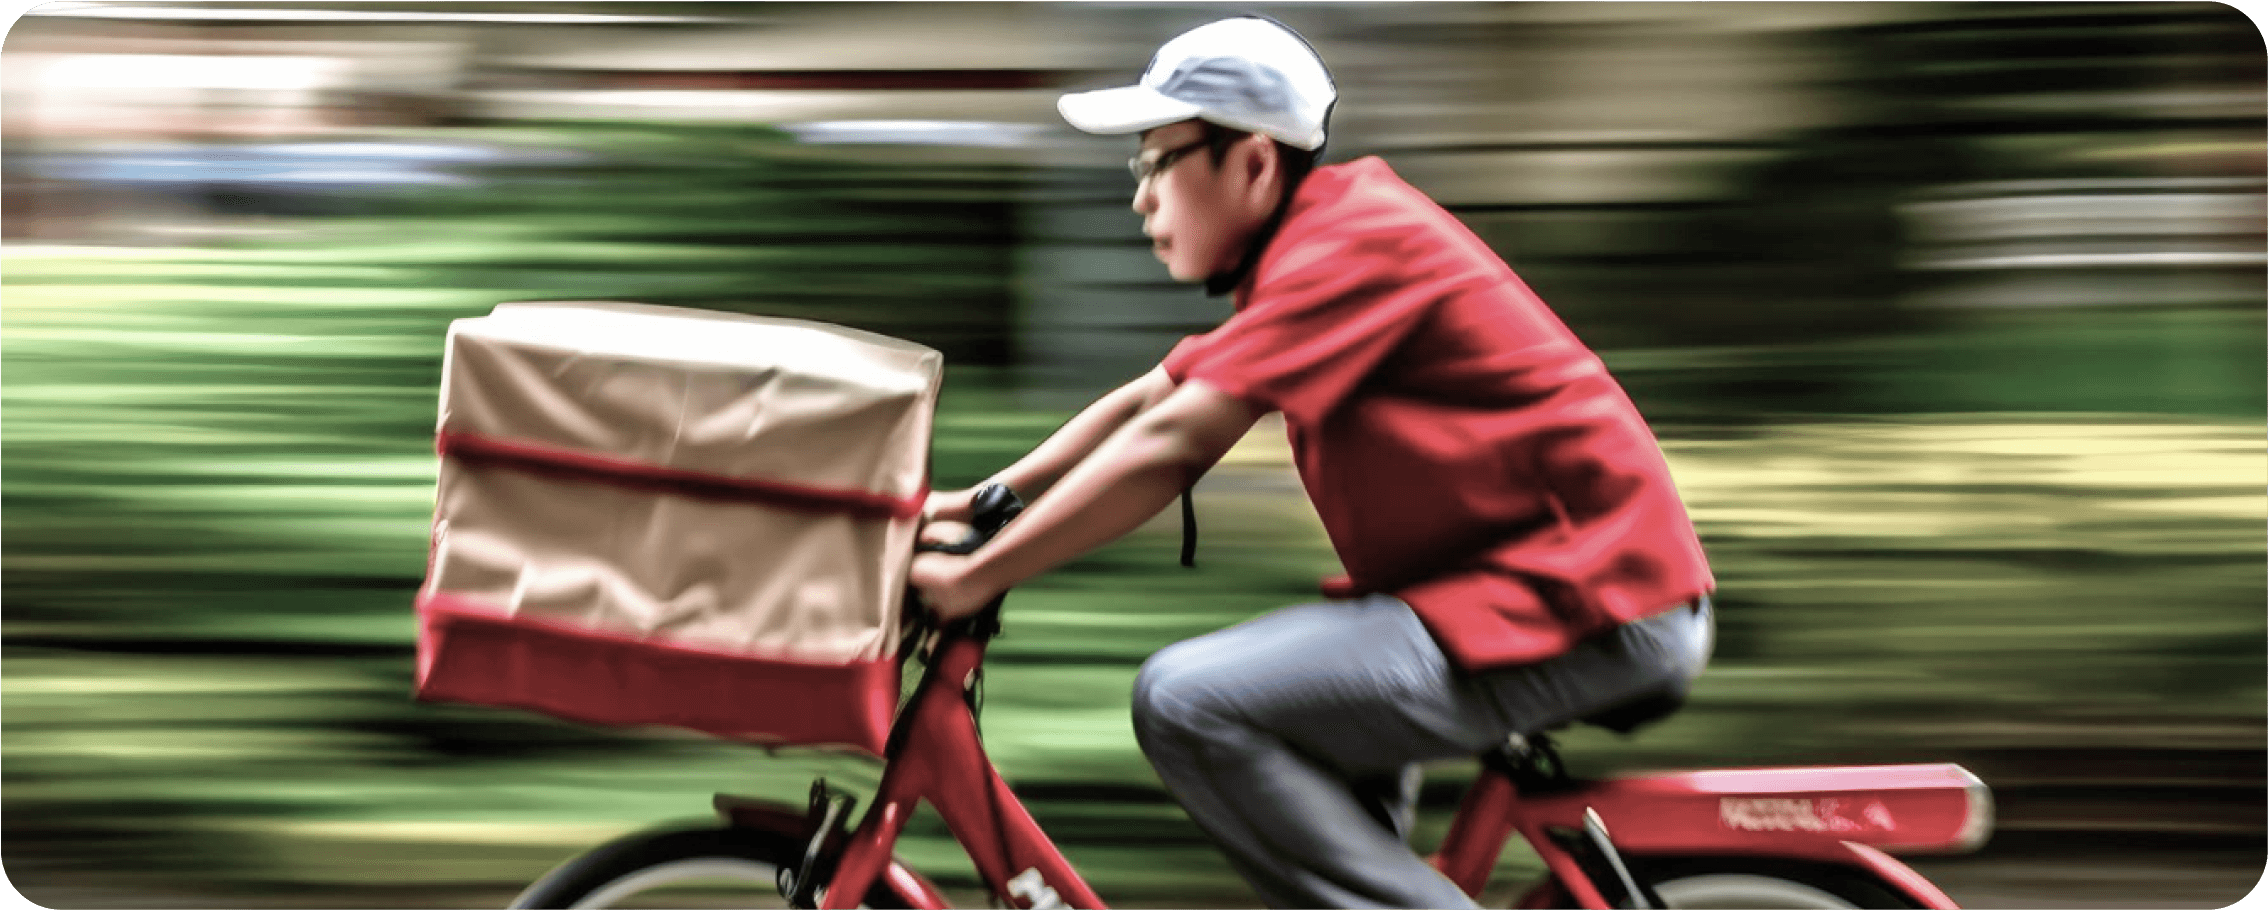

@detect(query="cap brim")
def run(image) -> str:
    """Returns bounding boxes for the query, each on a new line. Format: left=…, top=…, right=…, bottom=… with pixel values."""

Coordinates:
left=1057, top=85, right=1205, bottom=137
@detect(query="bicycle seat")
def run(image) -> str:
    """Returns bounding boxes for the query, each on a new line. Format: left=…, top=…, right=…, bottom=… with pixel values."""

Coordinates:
left=1574, top=688, right=1686, bottom=735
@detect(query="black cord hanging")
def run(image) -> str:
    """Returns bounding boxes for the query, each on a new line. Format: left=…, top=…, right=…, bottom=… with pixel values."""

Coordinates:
left=1178, top=487, right=1198, bottom=568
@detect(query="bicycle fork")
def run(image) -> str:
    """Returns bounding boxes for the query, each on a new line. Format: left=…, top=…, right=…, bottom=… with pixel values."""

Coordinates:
left=781, top=780, right=857, bottom=908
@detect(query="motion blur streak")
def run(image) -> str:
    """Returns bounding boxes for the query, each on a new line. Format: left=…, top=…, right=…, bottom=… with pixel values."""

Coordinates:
left=3, top=3, right=2261, bottom=908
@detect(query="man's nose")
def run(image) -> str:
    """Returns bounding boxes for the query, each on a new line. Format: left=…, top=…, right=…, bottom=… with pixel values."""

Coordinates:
left=1131, top=178, right=1156, bottom=215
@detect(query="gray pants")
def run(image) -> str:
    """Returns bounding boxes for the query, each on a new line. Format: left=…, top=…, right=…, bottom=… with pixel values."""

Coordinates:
left=1130, top=594, right=1713, bottom=909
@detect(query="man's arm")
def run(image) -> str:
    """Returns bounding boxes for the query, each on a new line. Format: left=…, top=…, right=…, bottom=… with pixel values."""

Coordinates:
left=927, top=366, right=1177, bottom=522
left=911, top=377, right=1263, bottom=617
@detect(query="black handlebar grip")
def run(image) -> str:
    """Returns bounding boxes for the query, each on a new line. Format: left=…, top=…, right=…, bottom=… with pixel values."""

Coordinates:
left=968, top=482, right=1025, bottom=536
left=917, top=482, right=1024, bottom=555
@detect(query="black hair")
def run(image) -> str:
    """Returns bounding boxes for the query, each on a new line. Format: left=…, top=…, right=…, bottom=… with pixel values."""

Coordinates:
left=1194, top=119, right=1319, bottom=194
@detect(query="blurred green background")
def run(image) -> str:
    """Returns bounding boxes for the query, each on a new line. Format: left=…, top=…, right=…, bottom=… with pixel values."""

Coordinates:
left=3, top=2, right=2263, bottom=907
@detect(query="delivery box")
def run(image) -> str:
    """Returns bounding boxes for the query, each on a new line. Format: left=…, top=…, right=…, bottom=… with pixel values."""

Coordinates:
left=413, top=302, right=941, bottom=754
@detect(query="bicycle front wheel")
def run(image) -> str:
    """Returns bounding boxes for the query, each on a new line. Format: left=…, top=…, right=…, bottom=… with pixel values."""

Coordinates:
left=510, top=825, right=905, bottom=909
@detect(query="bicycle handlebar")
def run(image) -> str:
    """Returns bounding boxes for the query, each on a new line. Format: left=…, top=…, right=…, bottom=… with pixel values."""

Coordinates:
left=910, top=482, right=1024, bottom=639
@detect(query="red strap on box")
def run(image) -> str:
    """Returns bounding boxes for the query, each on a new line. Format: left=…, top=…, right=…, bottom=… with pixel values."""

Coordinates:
left=414, top=592, right=900, bottom=755
left=437, top=431, right=924, bottom=520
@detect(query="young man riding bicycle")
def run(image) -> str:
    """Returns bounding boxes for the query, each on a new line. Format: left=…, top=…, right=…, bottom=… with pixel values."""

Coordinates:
left=910, top=17, right=1716, bottom=909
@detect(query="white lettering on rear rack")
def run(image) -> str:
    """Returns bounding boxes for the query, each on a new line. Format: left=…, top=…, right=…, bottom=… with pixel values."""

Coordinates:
left=1719, top=797, right=1897, bottom=834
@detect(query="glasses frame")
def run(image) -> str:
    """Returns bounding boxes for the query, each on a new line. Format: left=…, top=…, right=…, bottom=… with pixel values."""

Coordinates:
left=1127, top=137, right=1214, bottom=182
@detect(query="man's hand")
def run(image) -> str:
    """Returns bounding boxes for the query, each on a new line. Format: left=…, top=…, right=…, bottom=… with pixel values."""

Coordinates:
left=924, top=487, right=980, bottom=524
left=909, top=550, right=996, bottom=621
left=918, top=488, right=983, bottom=549
left=910, top=378, right=1259, bottom=623
left=918, top=519, right=975, bottom=549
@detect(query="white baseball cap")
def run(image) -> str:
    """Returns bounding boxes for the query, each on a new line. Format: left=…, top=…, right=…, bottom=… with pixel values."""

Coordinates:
left=1057, top=16, right=1336, bottom=151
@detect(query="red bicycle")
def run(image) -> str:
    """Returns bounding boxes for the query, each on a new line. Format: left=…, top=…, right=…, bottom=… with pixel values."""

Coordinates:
left=509, top=504, right=1991, bottom=910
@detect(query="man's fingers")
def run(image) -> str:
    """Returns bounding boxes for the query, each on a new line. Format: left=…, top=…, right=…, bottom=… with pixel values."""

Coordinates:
left=908, top=551, right=960, bottom=617
left=919, top=520, right=975, bottom=546
left=925, top=486, right=986, bottom=523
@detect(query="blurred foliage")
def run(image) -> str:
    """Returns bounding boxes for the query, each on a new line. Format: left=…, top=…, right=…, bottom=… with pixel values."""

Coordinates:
left=1604, top=306, right=2268, bottom=424
left=4, top=114, right=2263, bottom=908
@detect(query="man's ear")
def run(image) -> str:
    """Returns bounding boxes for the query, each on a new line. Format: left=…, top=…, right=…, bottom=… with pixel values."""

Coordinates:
left=1239, top=135, right=1280, bottom=208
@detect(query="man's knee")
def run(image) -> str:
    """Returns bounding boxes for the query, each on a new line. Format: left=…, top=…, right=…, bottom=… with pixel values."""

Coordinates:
left=1130, top=639, right=1229, bottom=747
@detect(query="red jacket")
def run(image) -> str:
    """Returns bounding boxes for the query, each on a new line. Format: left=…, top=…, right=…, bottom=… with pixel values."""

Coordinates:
left=1162, top=157, right=1714, bottom=670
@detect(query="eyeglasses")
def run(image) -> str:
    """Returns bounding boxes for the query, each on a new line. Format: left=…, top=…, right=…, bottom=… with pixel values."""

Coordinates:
left=1128, top=138, right=1212, bottom=182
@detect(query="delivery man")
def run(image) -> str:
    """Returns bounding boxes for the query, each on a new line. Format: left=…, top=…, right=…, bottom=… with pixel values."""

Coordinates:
left=911, top=16, right=1715, bottom=909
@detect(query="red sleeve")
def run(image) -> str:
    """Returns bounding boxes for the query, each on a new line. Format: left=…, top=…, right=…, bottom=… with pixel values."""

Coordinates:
left=1161, top=229, right=1446, bottom=425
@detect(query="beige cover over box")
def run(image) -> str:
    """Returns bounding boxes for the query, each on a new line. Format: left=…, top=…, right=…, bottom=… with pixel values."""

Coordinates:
left=424, top=302, right=942, bottom=664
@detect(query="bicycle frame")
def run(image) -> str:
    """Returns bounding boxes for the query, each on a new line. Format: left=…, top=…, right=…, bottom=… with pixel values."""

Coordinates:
left=811, top=615, right=1984, bottom=910
left=823, top=620, right=1103, bottom=910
